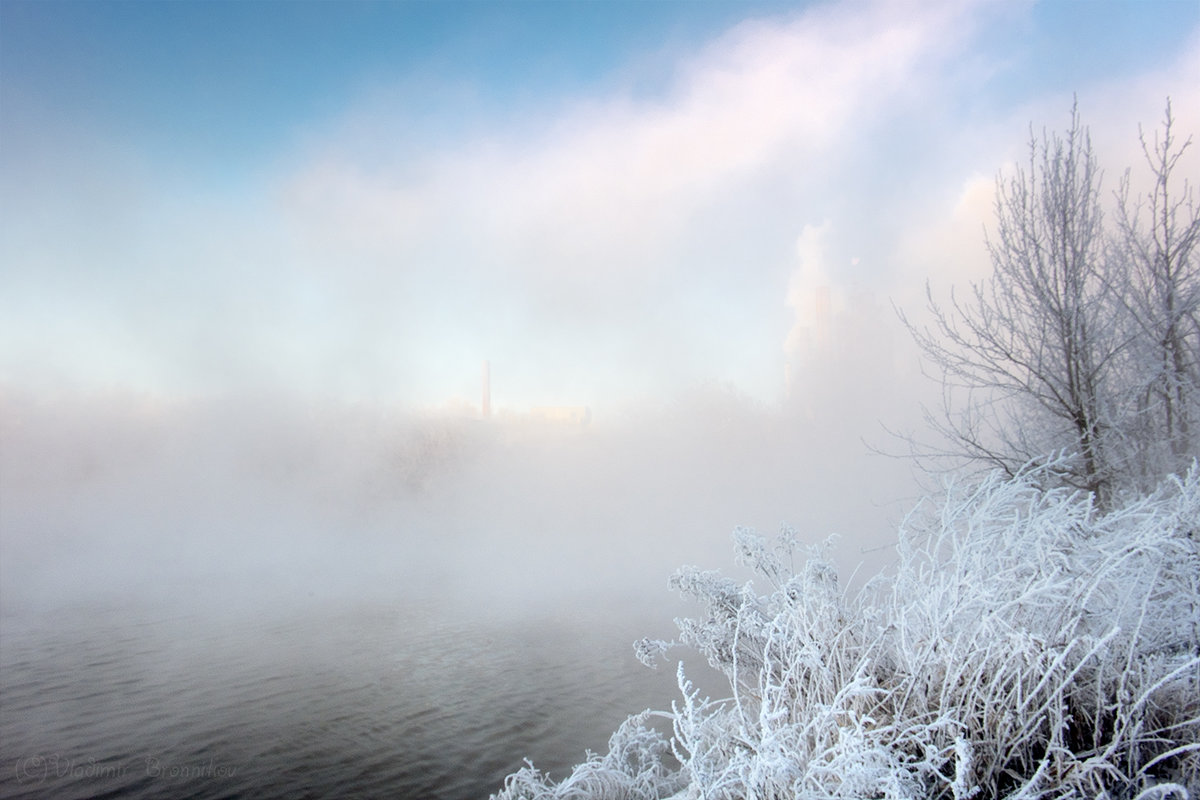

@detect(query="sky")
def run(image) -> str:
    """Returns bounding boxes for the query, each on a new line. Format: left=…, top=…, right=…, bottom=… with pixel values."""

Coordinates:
left=2, top=0, right=1198, bottom=414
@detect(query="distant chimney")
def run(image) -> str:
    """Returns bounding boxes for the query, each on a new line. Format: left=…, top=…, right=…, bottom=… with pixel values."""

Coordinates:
left=481, top=360, right=491, bottom=420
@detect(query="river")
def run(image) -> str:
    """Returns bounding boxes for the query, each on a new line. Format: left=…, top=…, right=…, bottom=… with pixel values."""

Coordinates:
left=0, top=592, right=679, bottom=799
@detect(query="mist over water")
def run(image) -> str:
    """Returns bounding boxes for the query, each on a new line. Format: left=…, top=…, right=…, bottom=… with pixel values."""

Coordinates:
left=0, top=384, right=919, bottom=798
left=2, top=0, right=1195, bottom=795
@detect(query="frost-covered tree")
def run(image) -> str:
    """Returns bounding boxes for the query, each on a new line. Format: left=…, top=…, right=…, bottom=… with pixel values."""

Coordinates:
left=1111, top=100, right=1200, bottom=491
left=903, top=103, right=1124, bottom=504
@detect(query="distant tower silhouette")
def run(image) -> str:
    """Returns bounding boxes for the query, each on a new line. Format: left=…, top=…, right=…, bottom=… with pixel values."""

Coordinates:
left=481, top=360, right=491, bottom=420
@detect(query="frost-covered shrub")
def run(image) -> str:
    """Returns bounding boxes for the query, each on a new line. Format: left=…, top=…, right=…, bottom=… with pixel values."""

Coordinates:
left=492, top=464, right=1200, bottom=800
left=492, top=711, right=684, bottom=800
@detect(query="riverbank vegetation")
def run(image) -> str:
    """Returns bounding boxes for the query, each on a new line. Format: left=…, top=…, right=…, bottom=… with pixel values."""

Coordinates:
left=494, top=462, right=1198, bottom=799
left=492, top=102, right=1199, bottom=799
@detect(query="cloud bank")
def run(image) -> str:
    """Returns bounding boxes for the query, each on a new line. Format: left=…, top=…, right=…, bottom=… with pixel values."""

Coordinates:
left=1, top=0, right=1196, bottom=412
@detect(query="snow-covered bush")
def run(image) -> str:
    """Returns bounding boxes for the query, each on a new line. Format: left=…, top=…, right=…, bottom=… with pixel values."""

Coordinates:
left=491, top=464, right=1199, bottom=800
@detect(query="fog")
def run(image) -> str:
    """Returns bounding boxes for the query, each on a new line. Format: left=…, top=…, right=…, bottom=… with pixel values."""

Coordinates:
left=0, top=264, right=934, bottom=795
left=0, top=373, right=922, bottom=631
left=3, top=2, right=1197, bottom=795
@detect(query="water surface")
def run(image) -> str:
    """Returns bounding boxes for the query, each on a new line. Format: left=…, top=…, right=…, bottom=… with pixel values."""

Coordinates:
left=1, top=595, right=680, bottom=799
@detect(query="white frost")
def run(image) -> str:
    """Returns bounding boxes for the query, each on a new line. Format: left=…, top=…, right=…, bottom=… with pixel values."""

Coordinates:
left=492, top=463, right=1200, bottom=799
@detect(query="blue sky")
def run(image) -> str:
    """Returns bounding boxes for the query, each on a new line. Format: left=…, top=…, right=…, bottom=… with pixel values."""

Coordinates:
left=2, top=0, right=1198, bottom=413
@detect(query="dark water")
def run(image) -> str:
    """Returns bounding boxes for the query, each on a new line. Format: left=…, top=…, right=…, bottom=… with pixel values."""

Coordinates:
left=0, top=598, right=679, bottom=800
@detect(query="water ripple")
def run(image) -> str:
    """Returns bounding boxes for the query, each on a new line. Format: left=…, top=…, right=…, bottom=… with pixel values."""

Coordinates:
left=0, top=600, right=677, bottom=799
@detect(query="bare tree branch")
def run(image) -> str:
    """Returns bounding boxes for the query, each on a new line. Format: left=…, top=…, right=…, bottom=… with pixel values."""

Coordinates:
left=901, top=101, right=1129, bottom=504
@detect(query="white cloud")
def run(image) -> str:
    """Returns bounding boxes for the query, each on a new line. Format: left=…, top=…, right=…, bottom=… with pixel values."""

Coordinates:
left=784, top=221, right=833, bottom=359
left=271, top=0, right=999, bottom=406
left=3, top=0, right=1196, bottom=410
